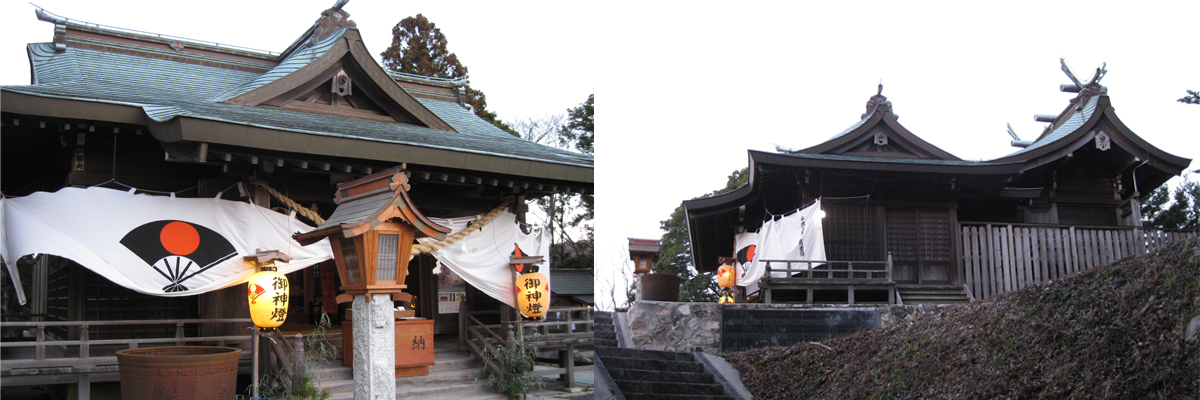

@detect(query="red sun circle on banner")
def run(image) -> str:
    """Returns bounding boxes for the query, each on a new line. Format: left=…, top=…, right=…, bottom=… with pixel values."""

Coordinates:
left=160, top=221, right=200, bottom=256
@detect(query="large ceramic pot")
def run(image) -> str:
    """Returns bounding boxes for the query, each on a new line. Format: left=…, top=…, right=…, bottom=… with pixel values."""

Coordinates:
left=116, top=346, right=241, bottom=400
left=640, top=273, right=682, bottom=301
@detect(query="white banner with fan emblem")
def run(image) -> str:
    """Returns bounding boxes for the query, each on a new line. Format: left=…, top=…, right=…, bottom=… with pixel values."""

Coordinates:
left=1, top=187, right=333, bottom=304
left=417, top=211, right=550, bottom=309
left=739, top=199, right=826, bottom=287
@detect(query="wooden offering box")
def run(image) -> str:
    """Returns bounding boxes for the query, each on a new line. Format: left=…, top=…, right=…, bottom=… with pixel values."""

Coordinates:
left=342, top=314, right=434, bottom=377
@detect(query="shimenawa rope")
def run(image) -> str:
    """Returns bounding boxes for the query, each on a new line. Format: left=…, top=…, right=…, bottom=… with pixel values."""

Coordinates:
left=250, top=178, right=509, bottom=255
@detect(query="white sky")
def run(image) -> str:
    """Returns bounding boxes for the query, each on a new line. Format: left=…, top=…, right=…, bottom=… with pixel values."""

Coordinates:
left=2, top=1, right=1197, bottom=311
left=0, top=0, right=595, bottom=121
left=593, top=1, right=1199, bottom=310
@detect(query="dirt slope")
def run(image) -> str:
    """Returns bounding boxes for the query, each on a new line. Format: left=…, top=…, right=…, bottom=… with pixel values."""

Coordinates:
left=725, top=238, right=1200, bottom=399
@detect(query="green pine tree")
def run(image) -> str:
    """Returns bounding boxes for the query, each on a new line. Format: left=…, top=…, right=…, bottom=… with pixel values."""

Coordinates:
left=651, top=168, right=749, bottom=302
left=380, top=14, right=519, bottom=137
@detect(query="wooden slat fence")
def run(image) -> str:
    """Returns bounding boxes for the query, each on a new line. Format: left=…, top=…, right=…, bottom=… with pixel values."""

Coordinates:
left=960, top=223, right=1197, bottom=299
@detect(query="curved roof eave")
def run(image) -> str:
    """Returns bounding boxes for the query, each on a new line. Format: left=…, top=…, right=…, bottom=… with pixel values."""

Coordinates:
left=1094, top=107, right=1191, bottom=172
left=749, top=150, right=1022, bottom=175
left=0, top=89, right=594, bottom=183
left=990, top=96, right=1105, bottom=164
left=989, top=96, right=1190, bottom=175
left=792, top=110, right=884, bottom=154
left=683, top=148, right=1025, bottom=224
left=788, top=107, right=960, bottom=161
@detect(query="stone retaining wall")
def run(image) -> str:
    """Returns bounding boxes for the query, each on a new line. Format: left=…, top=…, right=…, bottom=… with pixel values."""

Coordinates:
left=625, top=301, right=949, bottom=354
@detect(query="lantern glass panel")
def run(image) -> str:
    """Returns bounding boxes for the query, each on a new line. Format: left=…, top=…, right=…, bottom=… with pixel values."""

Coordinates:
left=340, top=237, right=361, bottom=282
left=376, top=233, right=399, bottom=281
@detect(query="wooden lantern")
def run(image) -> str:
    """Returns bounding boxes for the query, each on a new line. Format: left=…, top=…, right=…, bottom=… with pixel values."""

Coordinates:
left=293, top=166, right=451, bottom=300
left=245, top=250, right=292, bottom=329
left=328, top=221, right=417, bottom=297
left=515, top=272, right=549, bottom=318
left=717, top=264, right=736, bottom=288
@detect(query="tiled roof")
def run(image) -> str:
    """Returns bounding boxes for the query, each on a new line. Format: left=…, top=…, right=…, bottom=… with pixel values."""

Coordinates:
left=5, top=32, right=592, bottom=171
left=550, top=269, right=593, bottom=296
left=315, top=191, right=393, bottom=231
left=773, top=152, right=998, bottom=167
left=212, top=28, right=347, bottom=102
left=828, top=109, right=875, bottom=141
left=1000, top=95, right=1100, bottom=157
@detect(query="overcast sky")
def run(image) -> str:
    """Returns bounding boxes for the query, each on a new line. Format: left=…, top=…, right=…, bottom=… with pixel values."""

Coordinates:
left=2, top=1, right=1197, bottom=311
left=0, top=0, right=595, bottom=121
left=591, top=1, right=1199, bottom=310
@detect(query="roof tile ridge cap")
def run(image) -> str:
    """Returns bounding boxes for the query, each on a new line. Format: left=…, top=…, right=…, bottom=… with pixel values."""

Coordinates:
left=65, top=35, right=276, bottom=69
left=207, top=28, right=344, bottom=102
left=53, top=16, right=277, bottom=59
left=832, top=108, right=878, bottom=139
left=281, top=27, right=343, bottom=63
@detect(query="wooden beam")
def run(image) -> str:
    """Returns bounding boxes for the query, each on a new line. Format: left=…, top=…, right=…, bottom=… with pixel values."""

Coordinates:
left=236, top=155, right=259, bottom=165
left=210, top=151, right=233, bottom=162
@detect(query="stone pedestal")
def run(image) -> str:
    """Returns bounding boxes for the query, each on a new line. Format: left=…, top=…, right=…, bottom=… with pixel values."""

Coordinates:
left=353, top=294, right=395, bottom=400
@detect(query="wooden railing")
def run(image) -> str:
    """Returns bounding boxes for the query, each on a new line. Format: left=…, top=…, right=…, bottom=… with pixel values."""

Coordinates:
left=525, top=307, right=594, bottom=389
left=459, top=303, right=506, bottom=379
left=960, top=223, right=1198, bottom=299
left=259, top=328, right=307, bottom=394
left=459, top=305, right=594, bottom=389
left=0, top=318, right=253, bottom=376
left=763, top=257, right=893, bottom=282
left=759, top=256, right=894, bottom=304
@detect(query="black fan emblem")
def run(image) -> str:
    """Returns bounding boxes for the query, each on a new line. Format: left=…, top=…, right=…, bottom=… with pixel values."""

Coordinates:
left=120, top=220, right=237, bottom=292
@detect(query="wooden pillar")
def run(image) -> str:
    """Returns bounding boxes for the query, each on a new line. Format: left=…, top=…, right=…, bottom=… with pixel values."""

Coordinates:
left=560, top=344, right=575, bottom=388
left=198, top=179, right=258, bottom=337
left=76, top=371, right=91, bottom=400
left=419, top=255, right=436, bottom=320
left=68, top=262, right=85, bottom=340
left=251, top=329, right=260, bottom=399
left=32, top=256, right=49, bottom=322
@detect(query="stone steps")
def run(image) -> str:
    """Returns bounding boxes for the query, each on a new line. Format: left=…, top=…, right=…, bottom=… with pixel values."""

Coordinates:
left=315, top=350, right=501, bottom=400
left=325, top=380, right=503, bottom=400
left=594, top=312, right=617, bottom=348
left=594, top=312, right=734, bottom=399
left=622, top=394, right=738, bottom=400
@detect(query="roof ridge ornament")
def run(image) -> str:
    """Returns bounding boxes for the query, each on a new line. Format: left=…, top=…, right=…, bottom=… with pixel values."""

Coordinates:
left=312, top=0, right=356, bottom=45
left=862, top=82, right=894, bottom=119
left=1059, top=58, right=1107, bottom=96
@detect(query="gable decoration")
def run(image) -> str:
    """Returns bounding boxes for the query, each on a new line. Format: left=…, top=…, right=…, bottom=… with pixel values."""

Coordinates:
left=1, top=187, right=333, bottom=304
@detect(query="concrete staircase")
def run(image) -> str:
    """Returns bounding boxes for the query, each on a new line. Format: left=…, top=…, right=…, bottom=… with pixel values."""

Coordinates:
left=314, top=349, right=505, bottom=400
left=594, top=311, right=618, bottom=348
left=594, top=311, right=735, bottom=400
left=597, top=346, right=734, bottom=400
left=897, top=285, right=971, bottom=305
